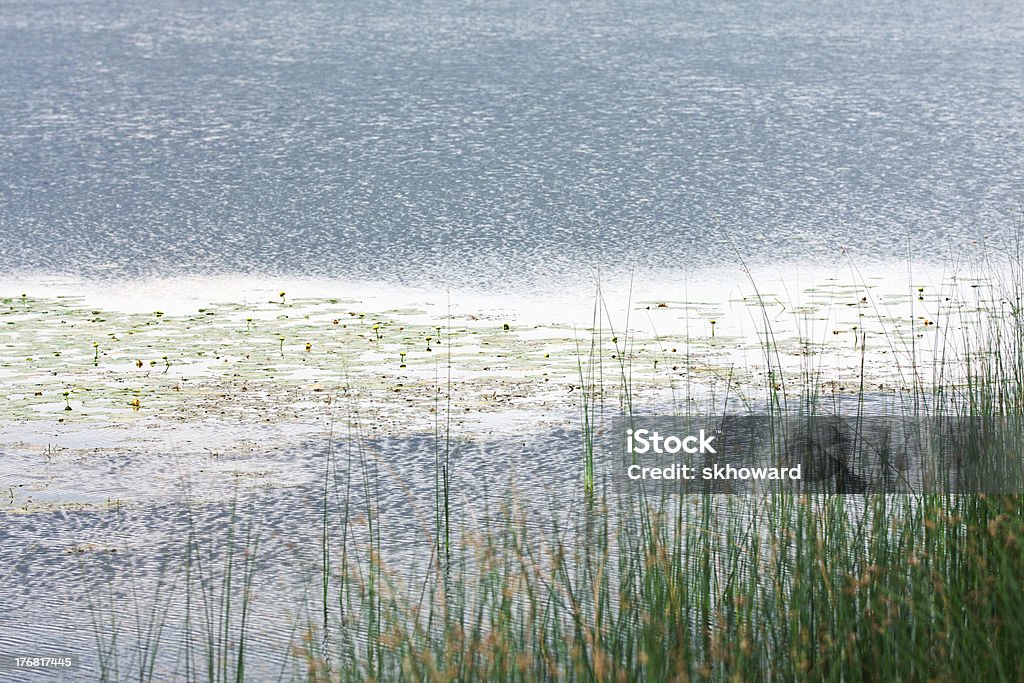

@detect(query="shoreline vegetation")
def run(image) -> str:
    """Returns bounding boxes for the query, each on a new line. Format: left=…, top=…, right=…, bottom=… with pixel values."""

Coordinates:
left=3, top=249, right=1024, bottom=680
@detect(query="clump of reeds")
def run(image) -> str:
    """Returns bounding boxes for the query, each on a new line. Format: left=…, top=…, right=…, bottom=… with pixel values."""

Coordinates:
left=88, top=240, right=1024, bottom=681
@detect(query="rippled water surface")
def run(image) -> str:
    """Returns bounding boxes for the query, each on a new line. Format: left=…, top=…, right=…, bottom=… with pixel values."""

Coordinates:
left=0, top=427, right=592, bottom=679
left=2, top=0, right=1023, bottom=287
left=2, top=0, right=1023, bottom=678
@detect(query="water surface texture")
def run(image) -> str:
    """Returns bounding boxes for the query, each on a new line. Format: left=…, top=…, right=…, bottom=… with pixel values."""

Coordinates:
left=3, top=3, right=1024, bottom=677
left=2, top=0, right=1023, bottom=287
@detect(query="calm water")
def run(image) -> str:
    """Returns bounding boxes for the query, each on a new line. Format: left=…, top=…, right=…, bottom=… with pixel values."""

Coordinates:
left=2, top=0, right=1023, bottom=288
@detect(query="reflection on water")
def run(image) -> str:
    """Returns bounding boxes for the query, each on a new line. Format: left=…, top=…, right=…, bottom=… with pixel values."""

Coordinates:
left=0, top=427, right=589, bottom=679
left=3, top=398, right=1004, bottom=678
left=2, top=0, right=1023, bottom=288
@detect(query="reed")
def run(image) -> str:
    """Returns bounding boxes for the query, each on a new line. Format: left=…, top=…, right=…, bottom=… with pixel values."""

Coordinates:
left=87, top=247, right=1024, bottom=681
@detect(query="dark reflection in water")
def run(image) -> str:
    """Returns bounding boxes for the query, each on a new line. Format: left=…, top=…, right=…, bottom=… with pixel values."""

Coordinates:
left=2, top=0, right=1023, bottom=287
left=1, top=399, right=1007, bottom=678
left=0, top=429, right=588, bottom=680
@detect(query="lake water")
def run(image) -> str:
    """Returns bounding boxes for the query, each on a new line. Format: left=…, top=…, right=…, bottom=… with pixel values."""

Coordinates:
left=2, top=0, right=1023, bottom=678
left=3, top=0, right=1023, bottom=290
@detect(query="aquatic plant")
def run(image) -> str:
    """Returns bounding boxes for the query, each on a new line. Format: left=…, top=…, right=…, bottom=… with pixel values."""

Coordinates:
left=22, top=235, right=1024, bottom=680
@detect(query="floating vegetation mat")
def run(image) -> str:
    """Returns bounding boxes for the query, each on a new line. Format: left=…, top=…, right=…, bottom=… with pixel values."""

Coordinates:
left=0, top=270, right=1007, bottom=509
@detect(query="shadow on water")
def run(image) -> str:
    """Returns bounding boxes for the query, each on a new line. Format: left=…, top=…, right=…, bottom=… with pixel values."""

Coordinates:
left=0, top=425, right=588, bottom=679
left=4, top=393, right=1013, bottom=679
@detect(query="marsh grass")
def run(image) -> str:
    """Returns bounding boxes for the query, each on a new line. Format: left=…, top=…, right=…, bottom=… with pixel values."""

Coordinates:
left=84, top=246, right=1024, bottom=681
left=286, top=253, right=1024, bottom=680
left=91, top=499, right=264, bottom=683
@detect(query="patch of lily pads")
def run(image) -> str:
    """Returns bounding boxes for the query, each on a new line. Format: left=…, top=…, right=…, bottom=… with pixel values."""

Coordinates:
left=0, top=276, right=1004, bottom=429
left=0, top=271, right=1010, bottom=510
